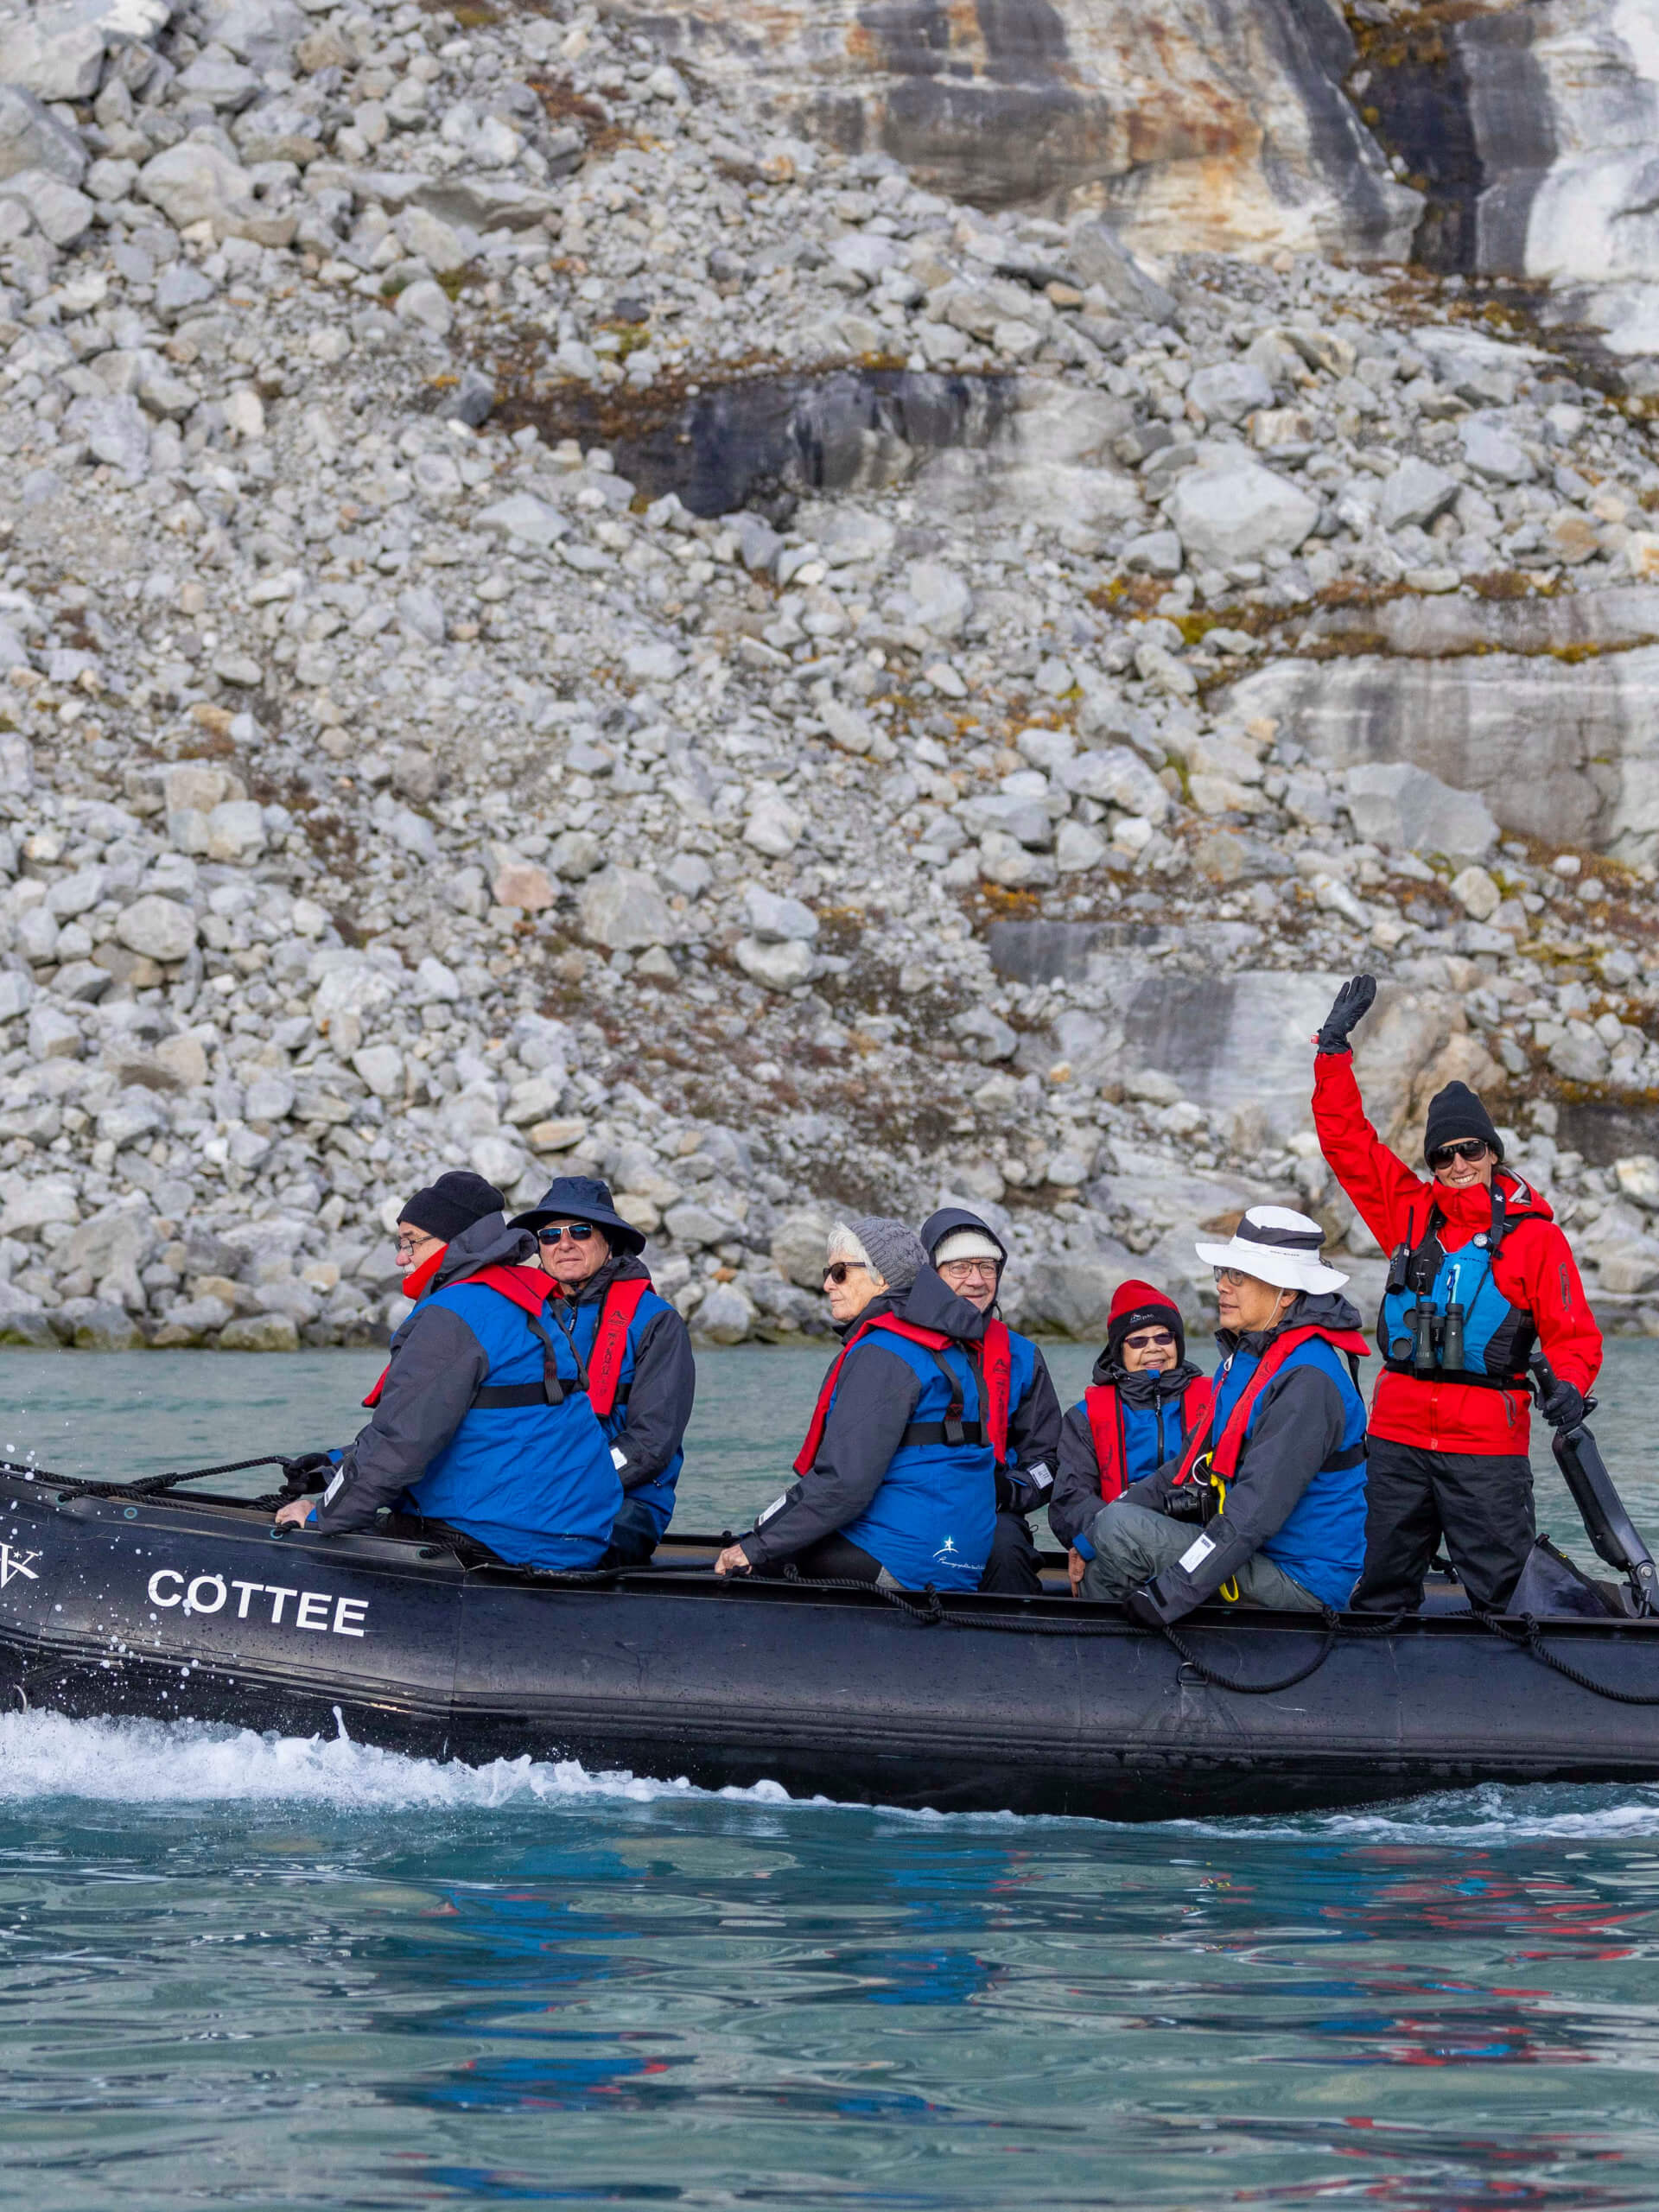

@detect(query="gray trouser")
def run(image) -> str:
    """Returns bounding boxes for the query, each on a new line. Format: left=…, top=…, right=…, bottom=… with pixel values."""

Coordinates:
left=1079, top=1500, right=1323, bottom=1611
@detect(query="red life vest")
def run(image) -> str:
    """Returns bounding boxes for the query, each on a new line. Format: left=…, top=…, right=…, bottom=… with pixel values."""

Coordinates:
left=1173, top=1324, right=1371, bottom=1485
left=793, top=1313, right=1011, bottom=1478
left=361, top=1264, right=556, bottom=1408
left=555, top=1274, right=651, bottom=1419
left=1084, top=1376, right=1213, bottom=1503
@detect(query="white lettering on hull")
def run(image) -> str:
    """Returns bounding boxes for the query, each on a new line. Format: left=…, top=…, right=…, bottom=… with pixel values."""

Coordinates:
left=0, top=1545, right=41, bottom=1589
left=146, top=1568, right=367, bottom=1637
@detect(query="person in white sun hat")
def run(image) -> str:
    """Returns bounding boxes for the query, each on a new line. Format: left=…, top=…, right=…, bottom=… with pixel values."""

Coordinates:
left=1076, top=1205, right=1372, bottom=1626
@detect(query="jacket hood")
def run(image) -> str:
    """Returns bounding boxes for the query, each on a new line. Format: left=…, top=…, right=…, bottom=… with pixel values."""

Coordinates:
left=431, top=1215, right=537, bottom=1291
left=843, top=1270, right=987, bottom=1344
left=919, top=1205, right=1007, bottom=1268
left=1217, top=1287, right=1364, bottom=1358
left=899, top=1263, right=988, bottom=1342
left=556, top=1252, right=652, bottom=1308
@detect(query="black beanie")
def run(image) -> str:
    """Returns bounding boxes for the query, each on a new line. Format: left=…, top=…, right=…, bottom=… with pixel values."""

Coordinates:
left=400, top=1170, right=506, bottom=1243
left=1423, top=1082, right=1503, bottom=1163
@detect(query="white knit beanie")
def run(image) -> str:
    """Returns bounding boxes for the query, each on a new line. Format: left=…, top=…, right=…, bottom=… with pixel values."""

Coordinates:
left=932, top=1228, right=1004, bottom=1268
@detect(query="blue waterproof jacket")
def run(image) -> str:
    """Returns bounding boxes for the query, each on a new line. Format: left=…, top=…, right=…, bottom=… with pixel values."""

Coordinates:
left=738, top=1269, right=997, bottom=1592
left=316, top=1217, right=620, bottom=1569
left=552, top=1259, right=695, bottom=1541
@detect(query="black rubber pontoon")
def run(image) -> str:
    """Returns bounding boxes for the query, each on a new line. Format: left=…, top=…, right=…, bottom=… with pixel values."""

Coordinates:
left=3, top=1465, right=1659, bottom=1821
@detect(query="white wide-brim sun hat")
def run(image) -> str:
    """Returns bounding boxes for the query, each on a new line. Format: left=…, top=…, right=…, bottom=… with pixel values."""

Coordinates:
left=1194, top=1205, right=1350, bottom=1295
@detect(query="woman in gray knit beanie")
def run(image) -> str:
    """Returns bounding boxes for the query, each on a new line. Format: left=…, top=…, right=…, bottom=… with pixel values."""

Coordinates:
left=714, top=1210, right=996, bottom=1592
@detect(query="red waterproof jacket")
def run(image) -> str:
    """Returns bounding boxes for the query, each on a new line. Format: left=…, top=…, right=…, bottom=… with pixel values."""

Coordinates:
left=1313, top=1052, right=1601, bottom=1455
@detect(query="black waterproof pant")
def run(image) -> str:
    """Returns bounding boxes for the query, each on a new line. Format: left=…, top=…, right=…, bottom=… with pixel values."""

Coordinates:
left=1351, top=1436, right=1535, bottom=1614
left=979, top=1510, right=1041, bottom=1597
left=755, top=1531, right=883, bottom=1583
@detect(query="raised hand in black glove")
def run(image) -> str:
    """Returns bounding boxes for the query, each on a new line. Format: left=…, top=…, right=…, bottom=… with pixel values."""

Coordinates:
left=1316, top=974, right=1377, bottom=1056
left=1540, top=1376, right=1586, bottom=1433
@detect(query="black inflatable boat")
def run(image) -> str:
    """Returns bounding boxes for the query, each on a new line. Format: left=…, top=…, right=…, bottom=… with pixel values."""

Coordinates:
left=4, top=1451, right=1659, bottom=1821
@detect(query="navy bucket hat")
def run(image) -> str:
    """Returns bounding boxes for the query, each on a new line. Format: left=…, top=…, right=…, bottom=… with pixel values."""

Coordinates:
left=510, top=1173, right=647, bottom=1256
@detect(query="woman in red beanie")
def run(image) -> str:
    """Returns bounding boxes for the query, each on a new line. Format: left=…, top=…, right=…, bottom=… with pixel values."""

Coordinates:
left=1049, top=1280, right=1212, bottom=1593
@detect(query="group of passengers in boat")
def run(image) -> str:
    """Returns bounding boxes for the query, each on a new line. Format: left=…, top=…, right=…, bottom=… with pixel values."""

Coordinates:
left=276, top=976, right=1604, bottom=1623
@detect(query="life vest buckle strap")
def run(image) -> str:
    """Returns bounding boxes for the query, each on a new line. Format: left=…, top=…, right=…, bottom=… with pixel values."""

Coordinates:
left=899, top=1420, right=986, bottom=1449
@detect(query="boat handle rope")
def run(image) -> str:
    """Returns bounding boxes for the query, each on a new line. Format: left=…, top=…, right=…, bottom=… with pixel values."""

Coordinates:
left=1478, top=1609, right=1659, bottom=1704
left=0, top=1456, right=294, bottom=1501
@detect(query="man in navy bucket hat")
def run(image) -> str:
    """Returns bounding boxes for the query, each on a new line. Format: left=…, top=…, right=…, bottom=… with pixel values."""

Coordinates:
left=512, top=1174, right=696, bottom=1566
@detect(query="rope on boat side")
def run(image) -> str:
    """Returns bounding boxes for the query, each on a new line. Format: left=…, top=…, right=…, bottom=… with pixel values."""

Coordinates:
left=1480, top=1610, right=1659, bottom=1704
left=0, top=1456, right=295, bottom=1501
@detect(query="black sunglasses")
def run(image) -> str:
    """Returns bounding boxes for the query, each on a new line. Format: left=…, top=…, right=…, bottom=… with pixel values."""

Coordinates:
left=823, top=1261, right=869, bottom=1286
left=1122, top=1328, right=1176, bottom=1350
left=1428, top=1139, right=1489, bottom=1169
left=537, top=1222, right=597, bottom=1244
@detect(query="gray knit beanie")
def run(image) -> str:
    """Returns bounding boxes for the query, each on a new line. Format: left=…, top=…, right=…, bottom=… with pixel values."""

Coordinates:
left=846, top=1215, right=928, bottom=1295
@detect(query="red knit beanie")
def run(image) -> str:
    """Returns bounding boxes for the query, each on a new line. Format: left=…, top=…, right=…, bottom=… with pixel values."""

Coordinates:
left=1105, top=1279, right=1185, bottom=1363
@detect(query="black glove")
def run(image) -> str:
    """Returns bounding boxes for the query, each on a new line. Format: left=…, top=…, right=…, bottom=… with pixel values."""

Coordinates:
left=1541, top=1377, right=1586, bottom=1433
left=1126, top=1575, right=1186, bottom=1628
left=1316, top=974, right=1377, bottom=1055
left=280, top=1452, right=335, bottom=1497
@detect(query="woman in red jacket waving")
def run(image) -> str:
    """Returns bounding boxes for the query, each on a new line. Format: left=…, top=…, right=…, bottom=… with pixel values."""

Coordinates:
left=1313, top=976, right=1602, bottom=1613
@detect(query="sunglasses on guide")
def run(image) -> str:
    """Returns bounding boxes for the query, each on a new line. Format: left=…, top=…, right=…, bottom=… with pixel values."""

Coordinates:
left=537, top=1223, right=597, bottom=1245
left=823, top=1261, right=869, bottom=1286
left=1428, top=1139, right=1490, bottom=1169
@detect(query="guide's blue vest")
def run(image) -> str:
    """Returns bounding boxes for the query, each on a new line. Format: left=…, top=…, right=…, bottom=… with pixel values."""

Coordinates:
left=838, top=1333, right=995, bottom=1592
left=1377, top=1197, right=1535, bottom=1389
left=558, top=1280, right=683, bottom=1539
left=1205, top=1332, right=1369, bottom=1609
left=406, top=1276, right=620, bottom=1570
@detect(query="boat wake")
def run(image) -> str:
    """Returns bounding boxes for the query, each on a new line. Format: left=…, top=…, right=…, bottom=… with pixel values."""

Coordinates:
left=3, top=1710, right=1659, bottom=1842
left=0, top=1708, right=799, bottom=1815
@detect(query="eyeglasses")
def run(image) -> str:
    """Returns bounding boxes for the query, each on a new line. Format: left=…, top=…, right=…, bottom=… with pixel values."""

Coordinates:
left=1212, top=1268, right=1251, bottom=1287
left=394, top=1231, right=437, bottom=1257
left=537, top=1223, right=597, bottom=1244
left=823, top=1261, right=869, bottom=1286
left=1122, top=1328, right=1176, bottom=1351
left=1429, top=1139, right=1489, bottom=1170
left=940, top=1260, right=1000, bottom=1280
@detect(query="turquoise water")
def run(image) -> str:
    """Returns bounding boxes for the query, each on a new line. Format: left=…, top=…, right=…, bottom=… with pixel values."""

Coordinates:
left=1, top=1344, right=1658, bottom=2207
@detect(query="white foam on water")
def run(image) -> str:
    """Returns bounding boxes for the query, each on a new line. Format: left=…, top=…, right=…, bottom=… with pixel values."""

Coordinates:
left=3, top=1714, right=1656, bottom=1845
left=1177, top=1780, right=1659, bottom=1847
left=0, top=1709, right=801, bottom=1815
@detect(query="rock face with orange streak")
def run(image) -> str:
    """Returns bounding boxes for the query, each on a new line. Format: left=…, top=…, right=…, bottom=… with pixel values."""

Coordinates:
left=606, top=0, right=1421, bottom=261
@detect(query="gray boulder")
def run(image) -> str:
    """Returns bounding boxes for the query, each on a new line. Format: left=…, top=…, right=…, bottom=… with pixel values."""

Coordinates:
left=0, top=0, right=170, bottom=100
left=1185, top=360, right=1274, bottom=425
left=578, top=866, right=676, bottom=951
left=1166, top=457, right=1319, bottom=568
left=1376, top=457, right=1459, bottom=532
left=0, top=170, right=95, bottom=246
left=1343, top=762, right=1498, bottom=859
left=0, top=86, right=87, bottom=185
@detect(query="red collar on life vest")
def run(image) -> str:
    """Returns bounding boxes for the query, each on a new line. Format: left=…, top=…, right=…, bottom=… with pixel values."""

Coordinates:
left=362, top=1263, right=557, bottom=1408
left=793, top=1313, right=1009, bottom=1477
left=1174, top=1324, right=1370, bottom=1485
left=1085, top=1374, right=1213, bottom=1503
left=551, top=1274, right=652, bottom=1419
left=402, top=1244, right=447, bottom=1302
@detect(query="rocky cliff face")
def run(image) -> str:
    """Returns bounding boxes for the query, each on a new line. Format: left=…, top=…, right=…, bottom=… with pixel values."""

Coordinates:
left=611, top=0, right=1423, bottom=259
left=0, top=0, right=1657, bottom=1376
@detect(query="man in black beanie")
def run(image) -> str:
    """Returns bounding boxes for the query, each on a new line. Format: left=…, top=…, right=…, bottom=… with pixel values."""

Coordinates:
left=275, top=1160, right=623, bottom=1571
left=394, top=1171, right=510, bottom=1303
left=1312, top=975, right=1602, bottom=1613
